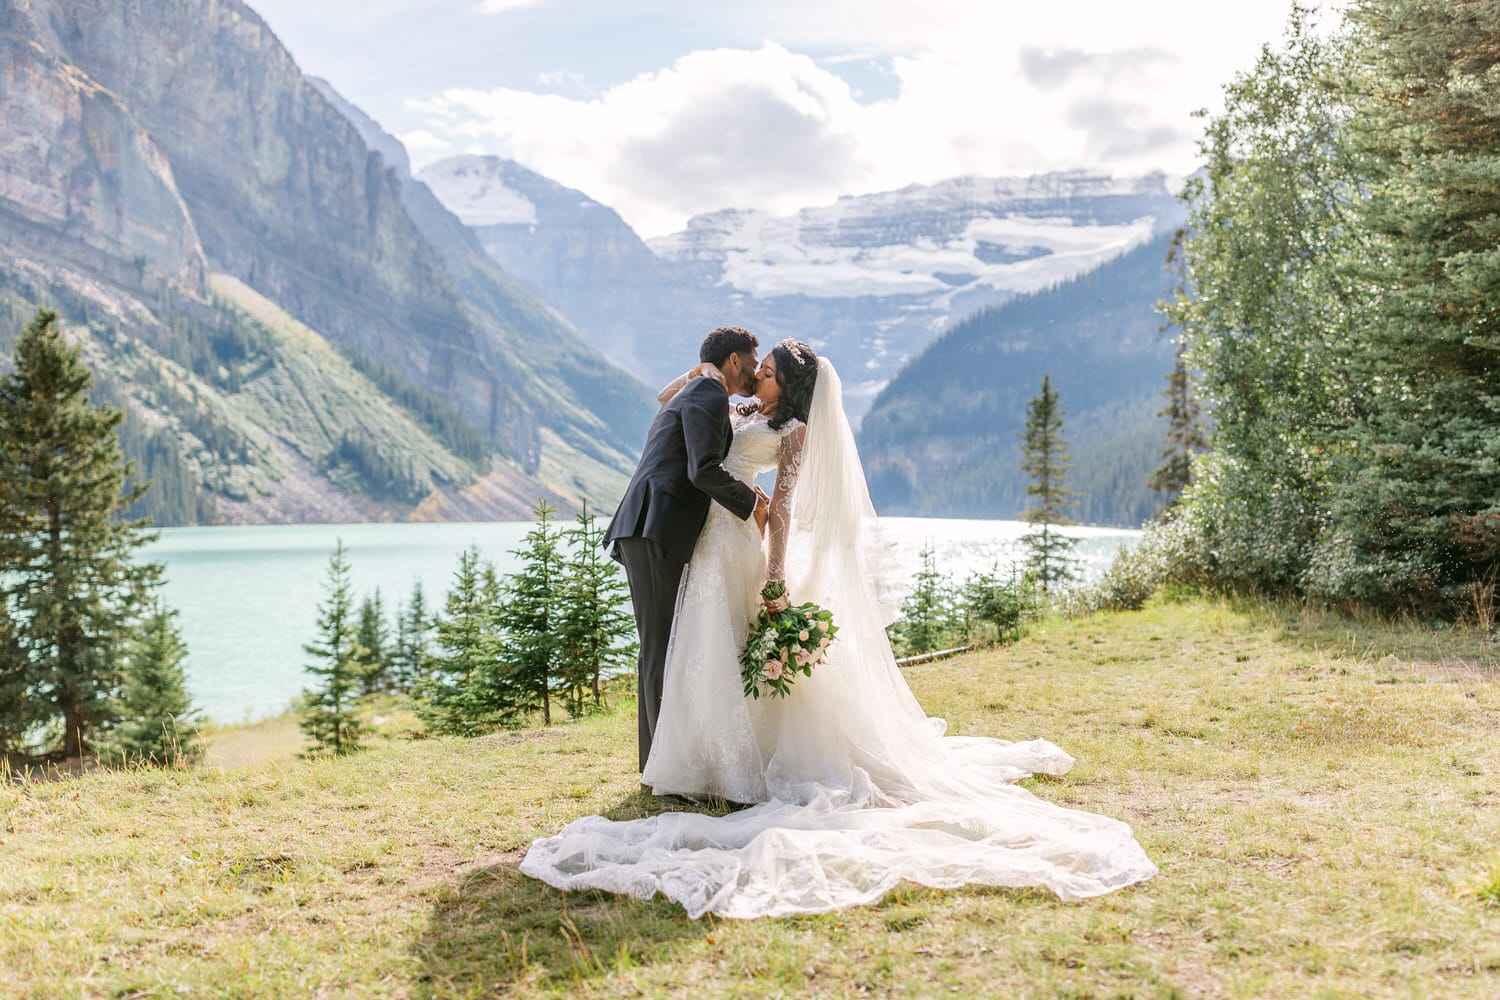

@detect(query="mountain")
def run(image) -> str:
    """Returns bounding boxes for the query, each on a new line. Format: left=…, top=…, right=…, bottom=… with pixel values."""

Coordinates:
left=857, top=233, right=1180, bottom=527
left=0, top=0, right=653, bottom=525
left=423, top=160, right=1185, bottom=419
left=417, top=155, right=726, bottom=385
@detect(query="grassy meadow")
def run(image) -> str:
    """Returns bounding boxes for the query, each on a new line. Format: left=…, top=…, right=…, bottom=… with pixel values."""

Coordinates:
left=2, top=597, right=1498, bottom=998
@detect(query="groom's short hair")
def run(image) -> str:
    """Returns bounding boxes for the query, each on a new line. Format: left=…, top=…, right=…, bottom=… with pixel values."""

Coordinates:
left=700, top=326, right=758, bottom=367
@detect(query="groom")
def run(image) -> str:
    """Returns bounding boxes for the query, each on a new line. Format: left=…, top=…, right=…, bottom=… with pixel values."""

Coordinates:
left=605, top=326, right=771, bottom=772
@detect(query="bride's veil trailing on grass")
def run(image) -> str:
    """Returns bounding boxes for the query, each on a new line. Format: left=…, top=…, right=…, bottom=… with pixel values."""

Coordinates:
left=520, top=357, right=1157, bottom=919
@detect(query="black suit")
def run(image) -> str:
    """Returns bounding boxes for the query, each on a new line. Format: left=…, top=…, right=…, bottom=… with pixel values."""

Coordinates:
left=604, top=377, right=757, bottom=771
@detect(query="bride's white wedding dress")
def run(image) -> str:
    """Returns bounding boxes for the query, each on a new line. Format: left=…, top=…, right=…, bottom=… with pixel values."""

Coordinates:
left=521, top=359, right=1157, bottom=918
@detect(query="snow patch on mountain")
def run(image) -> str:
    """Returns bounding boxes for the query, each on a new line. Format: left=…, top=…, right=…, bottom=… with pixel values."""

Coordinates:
left=648, top=170, right=1174, bottom=304
left=416, top=157, right=538, bottom=227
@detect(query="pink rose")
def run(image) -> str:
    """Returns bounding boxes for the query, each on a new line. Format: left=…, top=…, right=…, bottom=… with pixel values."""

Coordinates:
left=762, top=660, right=784, bottom=680
left=798, top=629, right=810, bottom=641
left=795, top=649, right=814, bottom=667
left=818, top=637, right=830, bottom=650
left=816, top=620, right=829, bottom=632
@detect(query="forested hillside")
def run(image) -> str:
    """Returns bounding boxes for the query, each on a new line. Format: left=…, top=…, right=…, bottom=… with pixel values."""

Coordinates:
left=858, top=235, right=1178, bottom=526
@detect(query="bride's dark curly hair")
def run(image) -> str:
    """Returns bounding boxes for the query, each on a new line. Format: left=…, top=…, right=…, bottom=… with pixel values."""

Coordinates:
left=766, top=339, right=819, bottom=431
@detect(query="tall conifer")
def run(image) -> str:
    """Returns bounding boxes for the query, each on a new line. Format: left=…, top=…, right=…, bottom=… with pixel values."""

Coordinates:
left=1149, top=343, right=1208, bottom=506
left=1335, top=0, right=1500, bottom=607
left=1019, top=374, right=1079, bottom=591
left=109, top=601, right=201, bottom=766
left=494, top=500, right=562, bottom=725
left=389, top=581, right=430, bottom=695
left=354, top=589, right=391, bottom=696
left=556, top=503, right=636, bottom=716
left=300, top=540, right=365, bottom=755
left=0, top=309, right=159, bottom=758
left=417, top=547, right=501, bottom=735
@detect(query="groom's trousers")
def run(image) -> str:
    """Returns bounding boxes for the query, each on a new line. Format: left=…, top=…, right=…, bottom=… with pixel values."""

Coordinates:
left=614, top=537, right=688, bottom=772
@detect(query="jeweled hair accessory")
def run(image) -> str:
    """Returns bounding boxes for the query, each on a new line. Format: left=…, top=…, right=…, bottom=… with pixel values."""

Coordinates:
left=780, top=338, right=811, bottom=367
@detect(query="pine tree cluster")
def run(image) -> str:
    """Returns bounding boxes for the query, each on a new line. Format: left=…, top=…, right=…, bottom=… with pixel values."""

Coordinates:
left=299, top=501, right=636, bottom=754
left=889, top=547, right=1040, bottom=656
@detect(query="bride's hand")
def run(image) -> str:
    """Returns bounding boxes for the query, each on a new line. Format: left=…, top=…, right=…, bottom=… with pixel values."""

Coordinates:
left=691, top=362, right=724, bottom=384
left=762, top=581, right=788, bottom=610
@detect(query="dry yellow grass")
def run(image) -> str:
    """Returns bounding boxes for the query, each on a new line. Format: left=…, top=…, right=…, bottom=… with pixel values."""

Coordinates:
left=2, top=597, right=1497, bottom=998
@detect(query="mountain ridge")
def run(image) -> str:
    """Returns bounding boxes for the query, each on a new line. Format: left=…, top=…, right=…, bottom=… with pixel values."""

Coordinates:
left=0, top=0, right=654, bottom=525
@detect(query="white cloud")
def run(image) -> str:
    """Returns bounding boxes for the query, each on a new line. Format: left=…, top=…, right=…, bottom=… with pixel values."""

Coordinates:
left=395, top=128, right=452, bottom=159
left=476, top=0, right=537, bottom=13
left=406, top=2, right=1300, bottom=236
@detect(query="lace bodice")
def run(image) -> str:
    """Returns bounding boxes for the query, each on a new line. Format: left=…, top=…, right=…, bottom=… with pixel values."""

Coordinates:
left=726, top=410, right=805, bottom=581
left=724, top=410, right=798, bottom=481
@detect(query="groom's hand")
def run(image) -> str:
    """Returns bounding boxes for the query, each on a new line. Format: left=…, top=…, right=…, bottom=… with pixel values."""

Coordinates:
left=752, top=488, right=771, bottom=536
left=692, top=362, right=725, bottom=385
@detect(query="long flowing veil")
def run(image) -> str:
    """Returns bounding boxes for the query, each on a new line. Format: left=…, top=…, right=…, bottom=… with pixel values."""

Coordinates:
left=520, top=357, right=1157, bottom=919
left=784, top=357, right=901, bottom=626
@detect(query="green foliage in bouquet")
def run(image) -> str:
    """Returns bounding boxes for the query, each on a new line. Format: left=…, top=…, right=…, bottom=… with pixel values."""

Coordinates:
left=739, top=581, right=838, bottom=700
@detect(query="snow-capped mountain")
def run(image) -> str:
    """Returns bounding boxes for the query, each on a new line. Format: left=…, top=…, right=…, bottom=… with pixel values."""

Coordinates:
left=421, top=158, right=1186, bottom=419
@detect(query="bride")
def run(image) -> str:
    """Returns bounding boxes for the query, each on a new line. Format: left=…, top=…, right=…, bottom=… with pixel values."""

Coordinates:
left=521, top=340, right=1157, bottom=919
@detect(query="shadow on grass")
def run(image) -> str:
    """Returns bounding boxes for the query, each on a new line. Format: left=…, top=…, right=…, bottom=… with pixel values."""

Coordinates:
left=411, top=787, right=727, bottom=996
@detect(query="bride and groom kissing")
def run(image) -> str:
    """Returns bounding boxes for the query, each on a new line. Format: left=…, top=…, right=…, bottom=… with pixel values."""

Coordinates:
left=520, top=327, right=1158, bottom=919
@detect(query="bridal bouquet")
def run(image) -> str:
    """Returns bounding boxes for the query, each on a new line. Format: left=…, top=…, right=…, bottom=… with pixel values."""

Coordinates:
left=740, top=581, right=838, bottom=699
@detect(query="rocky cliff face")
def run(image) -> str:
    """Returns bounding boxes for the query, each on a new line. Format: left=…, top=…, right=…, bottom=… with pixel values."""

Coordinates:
left=0, top=0, right=651, bottom=524
left=0, top=30, right=205, bottom=293
left=418, top=155, right=726, bottom=383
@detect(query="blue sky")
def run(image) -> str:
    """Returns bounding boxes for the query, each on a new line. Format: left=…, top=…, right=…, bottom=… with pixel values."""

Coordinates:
left=249, top=0, right=1300, bottom=236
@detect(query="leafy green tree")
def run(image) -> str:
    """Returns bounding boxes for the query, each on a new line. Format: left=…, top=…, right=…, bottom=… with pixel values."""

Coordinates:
left=555, top=503, right=636, bottom=718
left=1325, top=0, right=1500, bottom=609
left=495, top=500, right=563, bottom=725
left=1160, top=6, right=1372, bottom=592
left=1019, top=374, right=1079, bottom=591
left=0, top=309, right=161, bottom=758
left=108, top=601, right=201, bottom=766
left=389, top=581, right=430, bottom=695
left=354, top=589, right=391, bottom=696
left=300, top=540, right=365, bottom=755
left=417, top=547, right=501, bottom=736
left=1148, top=343, right=1208, bottom=508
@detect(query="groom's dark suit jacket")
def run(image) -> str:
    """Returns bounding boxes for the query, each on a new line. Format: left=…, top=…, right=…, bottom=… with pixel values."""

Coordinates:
left=604, top=376, right=758, bottom=564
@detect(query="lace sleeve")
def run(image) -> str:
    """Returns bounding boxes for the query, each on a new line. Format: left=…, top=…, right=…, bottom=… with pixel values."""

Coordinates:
left=766, top=422, right=806, bottom=583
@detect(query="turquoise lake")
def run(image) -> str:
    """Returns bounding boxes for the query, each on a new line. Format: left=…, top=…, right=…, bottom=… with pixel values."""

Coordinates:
left=146, top=519, right=1142, bottom=722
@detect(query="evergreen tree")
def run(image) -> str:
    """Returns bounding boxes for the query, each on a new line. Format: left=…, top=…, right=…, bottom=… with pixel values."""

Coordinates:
left=962, top=566, right=1034, bottom=646
left=417, top=548, right=501, bottom=736
left=1019, top=374, right=1080, bottom=591
left=354, top=589, right=391, bottom=696
left=494, top=500, right=563, bottom=725
left=1148, top=343, right=1208, bottom=507
left=555, top=503, right=637, bottom=717
left=300, top=540, right=365, bottom=755
left=893, top=546, right=958, bottom=655
left=1331, top=0, right=1500, bottom=608
left=389, top=581, right=430, bottom=695
left=108, top=601, right=201, bottom=766
left=0, top=309, right=160, bottom=758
